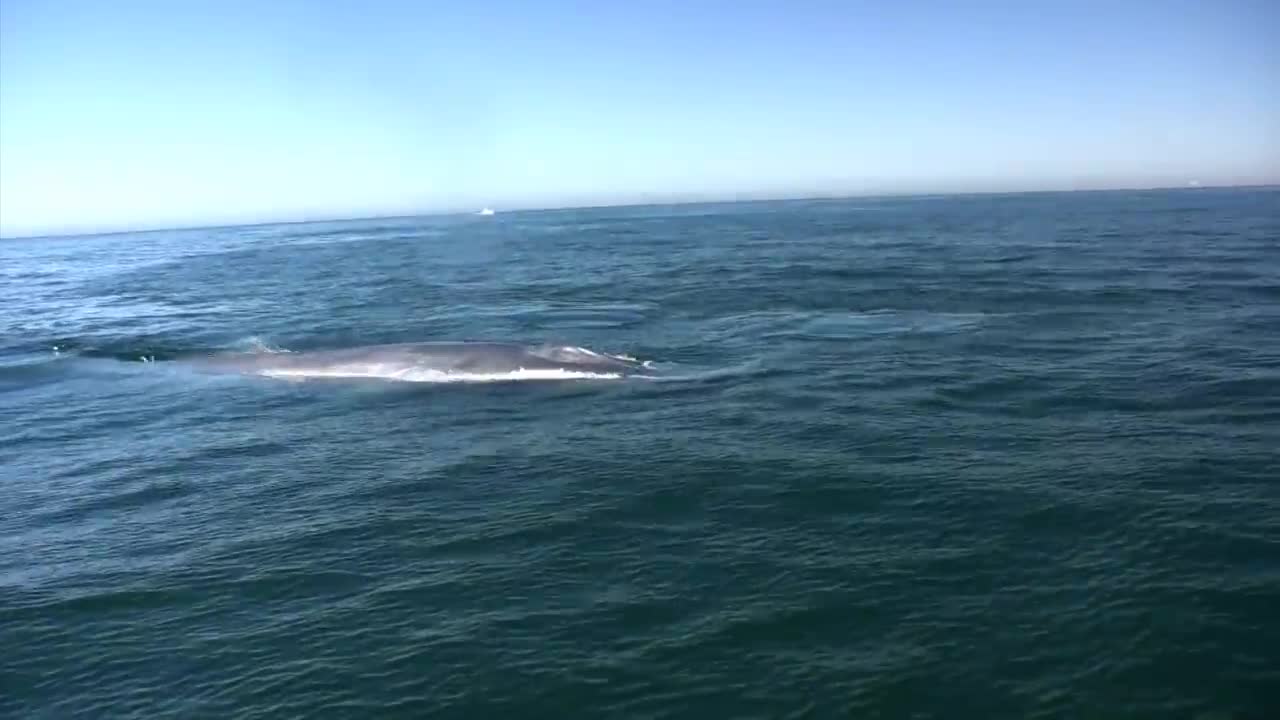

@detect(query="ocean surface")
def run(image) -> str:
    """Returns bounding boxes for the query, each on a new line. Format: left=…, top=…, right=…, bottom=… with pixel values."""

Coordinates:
left=2, top=188, right=1278, bottom=719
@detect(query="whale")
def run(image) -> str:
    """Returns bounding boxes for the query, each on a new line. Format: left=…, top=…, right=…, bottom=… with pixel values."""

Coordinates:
left=184, top=341, right=651, bottom=382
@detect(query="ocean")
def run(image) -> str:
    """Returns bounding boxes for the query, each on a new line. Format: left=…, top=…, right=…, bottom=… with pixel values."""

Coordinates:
left=2, top=188, right=1277, bottom=719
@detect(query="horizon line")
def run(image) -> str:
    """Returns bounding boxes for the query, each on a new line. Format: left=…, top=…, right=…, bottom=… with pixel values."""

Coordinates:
left=3, top=181, right=1276, bottom=241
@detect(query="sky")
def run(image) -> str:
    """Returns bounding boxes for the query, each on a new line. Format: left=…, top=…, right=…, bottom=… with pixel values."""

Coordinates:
left=1, top=0, right=1277, bottom=236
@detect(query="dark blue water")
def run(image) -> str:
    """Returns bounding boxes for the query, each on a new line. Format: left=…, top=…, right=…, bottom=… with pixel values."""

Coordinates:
left=3, top=188, right=1278, bottom=719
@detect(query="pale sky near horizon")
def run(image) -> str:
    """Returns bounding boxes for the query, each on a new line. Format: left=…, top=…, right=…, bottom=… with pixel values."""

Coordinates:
left=1, top=0, right=1277, bottom=236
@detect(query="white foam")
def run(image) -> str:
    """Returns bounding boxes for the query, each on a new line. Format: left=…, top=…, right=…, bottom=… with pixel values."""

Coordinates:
left=256, top=365, right=623, bottom=383
left=235, top=336, right=293, bottom=354
left=531, top=345, right=645, bottom=366
left=537, top=345, right=601, bottom=359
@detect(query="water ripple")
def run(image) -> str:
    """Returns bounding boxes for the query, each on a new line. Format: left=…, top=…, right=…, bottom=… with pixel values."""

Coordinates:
left=3, top=189, right=1279, bottom=718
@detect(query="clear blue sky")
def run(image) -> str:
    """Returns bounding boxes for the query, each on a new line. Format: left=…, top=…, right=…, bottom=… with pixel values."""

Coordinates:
left=1, top=0, right=1276, bottom=235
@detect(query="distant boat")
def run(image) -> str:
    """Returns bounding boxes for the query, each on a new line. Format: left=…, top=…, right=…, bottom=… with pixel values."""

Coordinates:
left=477, top=208, right=495, bottom=216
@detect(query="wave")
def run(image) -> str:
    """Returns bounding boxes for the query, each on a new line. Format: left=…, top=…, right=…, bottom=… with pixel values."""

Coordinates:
left=249, top=362, right=756, bottom=385
left=526, top=344, right=643, bottom=366
left=256, top=367, right=625, bottom=383
left=229, top=336, right=293, bottom=354
left=246, top=361, right=756, bottom=385
left=10, top=335, right=295, bottom=365
left=635, top=359, right=768, bottom=384
left=13, top=335, right=738, bottom=386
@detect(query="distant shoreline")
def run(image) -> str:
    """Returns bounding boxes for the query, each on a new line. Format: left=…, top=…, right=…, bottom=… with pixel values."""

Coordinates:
left=4, top=183, right=1276, bottom=241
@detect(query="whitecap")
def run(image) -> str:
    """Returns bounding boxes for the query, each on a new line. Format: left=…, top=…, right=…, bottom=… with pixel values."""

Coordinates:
left=256, top=366, right=623, bottom=383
